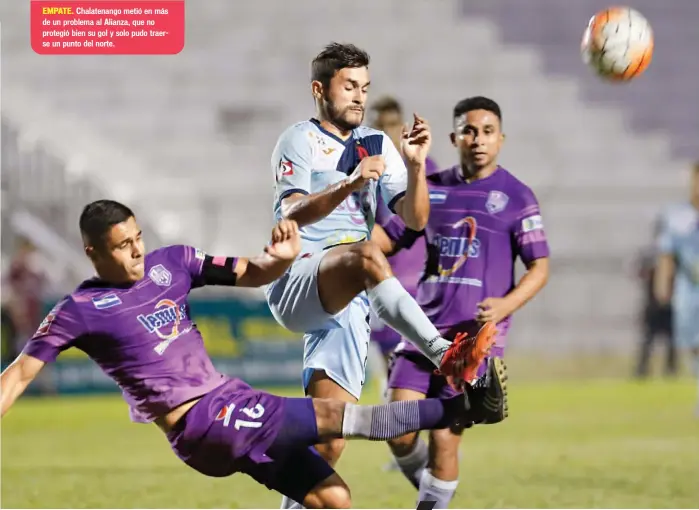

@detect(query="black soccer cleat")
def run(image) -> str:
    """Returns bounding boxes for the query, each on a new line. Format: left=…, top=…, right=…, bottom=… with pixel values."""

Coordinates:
left=463, top=357, right=509, bottom=425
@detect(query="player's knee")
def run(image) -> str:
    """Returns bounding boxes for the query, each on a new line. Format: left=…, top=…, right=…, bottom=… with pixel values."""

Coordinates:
left=388, top=431, right=419, bottom=456
left=320, top=485, right=352, bottom=509
left=429, top=429, right=461, bottom=473
left=353, top=242, right=391, bottom=285
left=315, top=438, right=346, bottom=465
left=304, top=475, right=352, bottom=509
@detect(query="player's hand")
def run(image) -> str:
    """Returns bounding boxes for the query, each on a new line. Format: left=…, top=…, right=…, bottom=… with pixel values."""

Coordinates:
left=476, top=297, right=512, bottom=325
left=348, top=155, right=385, bottom=191
left=265, top=219, right=301, bottom=261
left=401, top=113, right=432, bottom=166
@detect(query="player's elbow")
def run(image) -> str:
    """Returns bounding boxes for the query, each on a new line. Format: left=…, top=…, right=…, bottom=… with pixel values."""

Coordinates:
left=280, top=194, right=304, bottom=221
left=531, top=258, right=550, bottom=285
left=395, top=199, right=429, bottom=231
left=403, top=213, right=428, bottom=232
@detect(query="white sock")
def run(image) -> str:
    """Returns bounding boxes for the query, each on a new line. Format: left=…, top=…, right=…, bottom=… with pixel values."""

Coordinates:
left=368, top=278, right=451, bottom=367
left=393, top=437, right=429, bottom=489
left=417, top=469, right=459, bottom=509
left=280, top=496, right=304, bottom=509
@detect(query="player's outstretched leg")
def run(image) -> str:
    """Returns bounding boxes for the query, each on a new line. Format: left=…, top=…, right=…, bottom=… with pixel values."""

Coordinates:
left=328, top=357, right=507, bottom=441
left=316, top=241, right=496, bottom=379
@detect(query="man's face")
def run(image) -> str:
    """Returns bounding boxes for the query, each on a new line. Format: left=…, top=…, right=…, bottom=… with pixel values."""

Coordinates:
left=451, top=109, right=504, bottom=173
left=87, top=216, right=145, bottom=283
left=315, top=66, right=370, bottom=131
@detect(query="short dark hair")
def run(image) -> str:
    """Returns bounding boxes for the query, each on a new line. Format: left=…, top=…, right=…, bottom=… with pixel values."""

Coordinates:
left=311, top=42, right=370, bottom=88
left=79, top=199, right=135, bottom=247
left=371, top=96, right=402, bottom=116
left=453, top=96, right=502, bottom=124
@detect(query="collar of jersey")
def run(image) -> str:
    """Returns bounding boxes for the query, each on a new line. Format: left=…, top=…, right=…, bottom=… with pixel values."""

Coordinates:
left=452, top=165, right=504, bottom=184
left=309, top=118, right=356, bottom=146
left=80, top=277, right=138, bottom=291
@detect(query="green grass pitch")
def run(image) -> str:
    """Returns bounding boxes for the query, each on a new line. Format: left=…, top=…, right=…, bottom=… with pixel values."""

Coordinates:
left=2, top=378, right=698, bottom=508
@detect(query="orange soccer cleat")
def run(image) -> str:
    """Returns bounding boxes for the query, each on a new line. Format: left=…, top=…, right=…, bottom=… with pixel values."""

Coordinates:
left=438, top=321, right=498, bottom=385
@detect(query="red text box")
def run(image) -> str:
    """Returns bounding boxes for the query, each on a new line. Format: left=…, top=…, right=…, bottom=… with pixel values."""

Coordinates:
left=31, top=1, right=185, bottom=55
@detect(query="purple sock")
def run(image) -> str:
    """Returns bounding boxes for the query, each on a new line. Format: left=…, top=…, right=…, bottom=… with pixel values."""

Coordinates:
left=342, top=396, right=462, bottom=441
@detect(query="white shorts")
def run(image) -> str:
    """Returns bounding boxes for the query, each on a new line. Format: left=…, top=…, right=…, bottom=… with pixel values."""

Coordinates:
left=265, top=251, right=371, bottom=399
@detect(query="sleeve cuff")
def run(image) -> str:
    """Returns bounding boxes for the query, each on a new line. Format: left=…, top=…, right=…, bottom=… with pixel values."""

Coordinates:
left=279, top=188, right=310, bottom=202
left=387, top=191, right=406, bottom=214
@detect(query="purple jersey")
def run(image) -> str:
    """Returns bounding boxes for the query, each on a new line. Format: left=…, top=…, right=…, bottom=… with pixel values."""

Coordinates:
left=384, top=166, right=550, bottom=355
left=375, top=156, right=439, bottom=295
left=22, top=245, right=232, bottom=423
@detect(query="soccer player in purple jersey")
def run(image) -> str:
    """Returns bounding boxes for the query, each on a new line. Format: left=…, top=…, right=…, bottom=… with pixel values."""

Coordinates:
left=372, top=97, right=550, bottom=508
left=1, top=200, right=508, bottom=509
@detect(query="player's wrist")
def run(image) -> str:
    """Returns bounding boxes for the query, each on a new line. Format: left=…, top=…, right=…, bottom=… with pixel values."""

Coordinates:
left=344, top=175, right=363, bottom=192
left=406, top=159, right=426, bottom=174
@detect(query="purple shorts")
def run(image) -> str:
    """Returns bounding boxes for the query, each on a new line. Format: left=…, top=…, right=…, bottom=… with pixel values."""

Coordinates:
left=387, top=346, right=505, bottom=398
left=167, top=378, right=334, bottom=503
left=371, top=326, right=402, bottom=356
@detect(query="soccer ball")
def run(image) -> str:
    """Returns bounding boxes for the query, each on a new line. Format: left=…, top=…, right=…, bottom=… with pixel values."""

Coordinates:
left=581, top=6, right=654, bottom=81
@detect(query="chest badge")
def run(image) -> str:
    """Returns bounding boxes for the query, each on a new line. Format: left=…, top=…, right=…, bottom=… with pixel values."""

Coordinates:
left=486, top=190, right=509, bottom=214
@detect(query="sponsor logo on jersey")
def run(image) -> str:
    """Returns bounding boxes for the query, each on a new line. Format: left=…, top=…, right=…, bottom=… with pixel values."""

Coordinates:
left=521, top=214, right=544, bottom=232
left=195, top=249, right=206, bottom=261
left=322, top=147, right=336, bottom=155
left=281, top=159, right=293, bottom=176
left=137, top=299, right=192, bottom=354
left=92, top=294, right=122, bottom=310
left=148, top=264, right=172, bottom=287
left=433, top=216, right=479, bottom=276
left=434, top=235, right=481, bottom=258
left=486, top=190, right=509, bottom=214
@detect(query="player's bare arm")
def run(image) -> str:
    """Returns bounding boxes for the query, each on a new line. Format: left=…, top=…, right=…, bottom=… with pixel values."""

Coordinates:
left=230, top=220, right=301, bottom=288
left=477, top=257, right=550, bottom=324
left=281, top=156, right=385, bottom=228
left=370, top=221, right=423, bottom=257
left=393, top=114, right=432, bottom=231
left=653, top=253, right=675, bottom=305
left=370, top=224, right=396, bottom=255
left=1, top=354, right=46, bottom=417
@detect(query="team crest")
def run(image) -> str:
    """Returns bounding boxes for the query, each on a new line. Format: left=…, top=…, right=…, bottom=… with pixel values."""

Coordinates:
left=486, top=191, right=509, bottom=214
left=148, top=264, right=172, bottom=287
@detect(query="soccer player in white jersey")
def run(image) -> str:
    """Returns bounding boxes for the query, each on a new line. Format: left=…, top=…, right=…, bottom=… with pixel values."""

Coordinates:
left=655, top=161, right=699, bottom=416
left=265, top=43, right=504, bottom=508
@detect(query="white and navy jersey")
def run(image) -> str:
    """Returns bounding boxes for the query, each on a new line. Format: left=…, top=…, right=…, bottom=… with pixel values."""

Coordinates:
left=657, top=203, right=699, bottom=309
left=271, top=119, right=408, bottom=255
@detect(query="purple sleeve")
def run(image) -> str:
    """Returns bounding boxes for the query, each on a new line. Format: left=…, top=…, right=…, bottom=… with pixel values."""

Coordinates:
left=513, top=189, right=550, bottom=265
left=383, top=214, right=408, bottom=242
left=425, top=156, right=439, bottom=176
left=375, top=190, right=393, bottom=228
left=22, top=298, right=83, bottom=363
left=177, top=245, right=207, bottom=281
